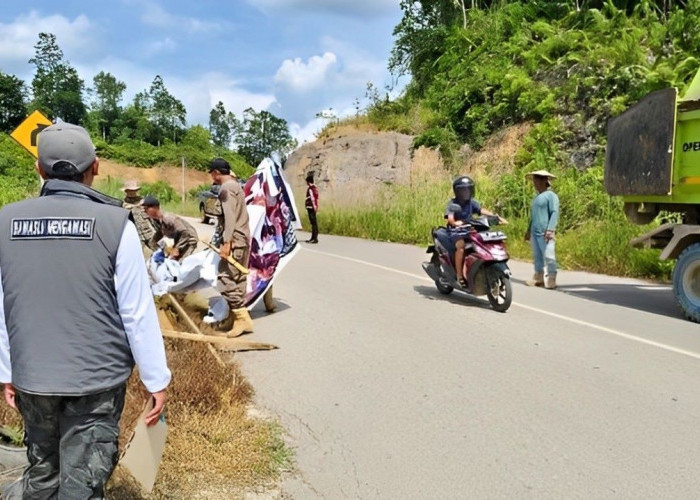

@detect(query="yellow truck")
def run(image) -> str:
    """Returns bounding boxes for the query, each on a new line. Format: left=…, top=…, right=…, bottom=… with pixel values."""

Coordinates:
left=605, top=72, right=700, bottom=322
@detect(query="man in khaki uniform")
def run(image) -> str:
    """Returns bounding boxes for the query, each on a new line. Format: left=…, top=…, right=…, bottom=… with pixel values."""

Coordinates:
left=141, top=196, right=199, bottom=261
left=121, top=179, right=157, bottom=250
left=209, top=158, right=253, bottom=337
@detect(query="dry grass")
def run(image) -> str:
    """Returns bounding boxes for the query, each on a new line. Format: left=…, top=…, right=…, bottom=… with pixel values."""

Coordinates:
left=463, top=122, right=533, bottom=176
left=104, top=300, right=291, bottom=499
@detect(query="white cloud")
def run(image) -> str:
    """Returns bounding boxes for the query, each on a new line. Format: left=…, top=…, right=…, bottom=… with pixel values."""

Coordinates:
left=0, top=10, right=93, bottom=78
left=145, top=37, right=177, bottom=56
left=137, top=2, right=223, bottom=33
left=274, top=52, right=337, bottom=93
left=172, top=72, right=277, bottom=125
left=272, top=38, right=391, bottom=126
left=288, top=116, right=328, bottom=145
left=247, top=0, right=397, bottom=16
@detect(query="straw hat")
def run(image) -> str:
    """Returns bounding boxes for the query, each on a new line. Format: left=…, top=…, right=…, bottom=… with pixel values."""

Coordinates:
left=122, top=179, right=141, bottom=191
left=526, top=170, right=557, bottom=179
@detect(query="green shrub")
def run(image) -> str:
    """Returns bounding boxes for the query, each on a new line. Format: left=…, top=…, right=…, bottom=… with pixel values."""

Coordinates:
left=141, top=180, right=178, bottom=204
left=0, top=133, right=40, bottom=207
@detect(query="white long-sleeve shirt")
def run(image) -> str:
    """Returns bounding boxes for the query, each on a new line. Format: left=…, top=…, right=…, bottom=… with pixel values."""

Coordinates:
left=0, top=221, right=171, bottom=394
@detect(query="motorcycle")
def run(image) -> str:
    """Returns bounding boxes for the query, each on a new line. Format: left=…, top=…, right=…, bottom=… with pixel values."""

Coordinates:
left=422, top=214, right=512, bottom=312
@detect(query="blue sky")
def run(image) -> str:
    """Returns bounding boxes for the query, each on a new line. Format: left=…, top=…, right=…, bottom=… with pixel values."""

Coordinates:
left=0, top=0, right=405, bottom=143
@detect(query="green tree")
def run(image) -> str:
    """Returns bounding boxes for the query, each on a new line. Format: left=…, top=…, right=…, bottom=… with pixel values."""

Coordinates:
left=234, top=108, right=297, bottom=167
left=29, top=32, right=86, bottom=124
left=87, top=71, right=126, bottom=141
left=148, top=75, right=186, bottom=144
left=389, top=1, right=460, bottom=95
left=209, top=101, right=239, bottom=148
left=113, top=78, right=186, bottom=145
left=113, top=92, right=153, bottom=143
left=0, top=72, right=27, bottom=132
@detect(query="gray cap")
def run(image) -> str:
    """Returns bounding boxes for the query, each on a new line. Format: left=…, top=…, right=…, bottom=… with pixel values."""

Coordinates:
left=37, top=123, right=96, bottom=176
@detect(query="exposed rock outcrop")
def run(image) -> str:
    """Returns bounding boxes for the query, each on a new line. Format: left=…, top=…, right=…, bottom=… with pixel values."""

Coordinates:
left=284, top=126, right=443, bottom=207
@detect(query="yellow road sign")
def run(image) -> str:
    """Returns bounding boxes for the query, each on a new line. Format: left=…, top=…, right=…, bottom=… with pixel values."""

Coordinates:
left=10, top=110, right=52, bottom=158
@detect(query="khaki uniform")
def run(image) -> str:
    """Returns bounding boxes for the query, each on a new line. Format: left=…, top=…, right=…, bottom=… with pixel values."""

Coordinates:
left=123, top=195, right=157, bottom=249
left=217, top=179, right=250, bottom=309
left=152, top=213, right=199, bottom=260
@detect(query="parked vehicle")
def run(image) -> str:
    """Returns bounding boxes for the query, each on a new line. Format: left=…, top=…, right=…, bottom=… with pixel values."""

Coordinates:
left=605, top=76, right=700, bottom=322
left=198, top=184, right=221, bottom=224
left=422, top=215, right=512, bottom=312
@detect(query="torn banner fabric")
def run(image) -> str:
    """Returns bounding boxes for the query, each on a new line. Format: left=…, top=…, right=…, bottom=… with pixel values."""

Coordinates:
left=149, top=157, right=301, bottom=318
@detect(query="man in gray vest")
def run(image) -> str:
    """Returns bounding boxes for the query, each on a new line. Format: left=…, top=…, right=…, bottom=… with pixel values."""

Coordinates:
left=0, top=123, right=171, bottom=499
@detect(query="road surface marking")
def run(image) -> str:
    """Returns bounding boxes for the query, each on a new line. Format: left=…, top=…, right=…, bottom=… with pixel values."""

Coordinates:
left=303, top=247, right=700, bottom=361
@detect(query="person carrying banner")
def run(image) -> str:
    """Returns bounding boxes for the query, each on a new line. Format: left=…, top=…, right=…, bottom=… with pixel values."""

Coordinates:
left=0, top=123, right=170, bottom=499
left=209, top=157, right=254, bottom=337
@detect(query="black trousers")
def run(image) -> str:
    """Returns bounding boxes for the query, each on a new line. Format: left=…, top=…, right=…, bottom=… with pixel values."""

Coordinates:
left=7, top=385, right=126, bottom=500
left=307, top=208, right=318, bottom=241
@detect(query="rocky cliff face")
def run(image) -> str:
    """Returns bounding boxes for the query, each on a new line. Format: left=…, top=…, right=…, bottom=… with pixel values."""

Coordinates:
left=284, top=126, right=442, bottom=207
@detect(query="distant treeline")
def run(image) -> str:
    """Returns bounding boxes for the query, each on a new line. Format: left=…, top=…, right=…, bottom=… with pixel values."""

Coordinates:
left=0, top=33, right=297, bottom=171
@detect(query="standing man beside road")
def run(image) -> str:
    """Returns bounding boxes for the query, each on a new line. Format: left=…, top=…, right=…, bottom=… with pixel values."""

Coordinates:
left=141, top=195, right=199, bottom=261
left=209, top=157, right=254, bottom=337
left=305, top=171, right=319, bottom=243
left=525, top=169, right=559, bottom=289
left=121, top=179, right=157, bottom=250
left=0, top=123, right=171, bottom=499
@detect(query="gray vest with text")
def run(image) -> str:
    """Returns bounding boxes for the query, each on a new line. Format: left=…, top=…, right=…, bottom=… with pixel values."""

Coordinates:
left=0, top=180, right=133, bottom=395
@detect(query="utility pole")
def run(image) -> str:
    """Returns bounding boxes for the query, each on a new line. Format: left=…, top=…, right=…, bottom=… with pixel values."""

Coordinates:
left=181, top=156, right=185, bottom=203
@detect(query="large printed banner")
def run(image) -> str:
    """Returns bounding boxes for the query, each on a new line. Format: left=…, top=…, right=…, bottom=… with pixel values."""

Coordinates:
left=150, top=157, right=301, bottom=317
left=243, top=157, right=301, bottom=308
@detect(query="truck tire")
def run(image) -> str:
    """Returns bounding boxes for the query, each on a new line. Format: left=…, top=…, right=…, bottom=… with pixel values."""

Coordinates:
left=673, top=242, right=700, bottom=323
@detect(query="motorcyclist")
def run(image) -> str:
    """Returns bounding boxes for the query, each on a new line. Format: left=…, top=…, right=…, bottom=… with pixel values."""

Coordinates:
left=446, top=175, right=507, bottom=286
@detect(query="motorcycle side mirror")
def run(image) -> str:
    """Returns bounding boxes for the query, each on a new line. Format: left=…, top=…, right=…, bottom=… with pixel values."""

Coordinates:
left=486, top=215, right=501, bottom=226
left=448, top=203, right=462, bottom=213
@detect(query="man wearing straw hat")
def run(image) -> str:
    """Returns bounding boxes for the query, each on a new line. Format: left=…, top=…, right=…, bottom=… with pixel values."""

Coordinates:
left=525, top=170, right=559, bottom=289
left=122, top=179, right=157, bottom=250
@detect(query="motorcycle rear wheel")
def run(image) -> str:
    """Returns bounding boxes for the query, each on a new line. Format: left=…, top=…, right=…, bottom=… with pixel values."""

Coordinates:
left=486, top=269, right=512, bottom=312
left=431, top=252, right=454, bottom=295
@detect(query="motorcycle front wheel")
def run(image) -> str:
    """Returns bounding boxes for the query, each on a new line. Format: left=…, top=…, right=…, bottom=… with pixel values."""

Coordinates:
left=435, top=276, right=454, bottom=295
left=486, top=269, right=512, bottom=312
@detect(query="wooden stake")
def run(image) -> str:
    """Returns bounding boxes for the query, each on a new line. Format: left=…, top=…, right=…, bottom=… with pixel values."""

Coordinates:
left=165, top=294, right=226, bottom=366
left=161, top=328, right=277, bottom=351
left=199, top=239, right=249, bottom=274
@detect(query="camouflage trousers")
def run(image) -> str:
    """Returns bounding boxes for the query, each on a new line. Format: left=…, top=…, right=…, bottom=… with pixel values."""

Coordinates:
left=218, top=246, right=250, bottom=309
left=7, top=385, right=126, bottom=500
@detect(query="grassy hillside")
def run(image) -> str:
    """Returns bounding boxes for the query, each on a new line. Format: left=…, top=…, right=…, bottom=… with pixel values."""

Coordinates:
left=0, top=128, right=253, bottom=218
left=318, top=2, right=700, bottom=279
left=0, top=134, right=41, bottom=204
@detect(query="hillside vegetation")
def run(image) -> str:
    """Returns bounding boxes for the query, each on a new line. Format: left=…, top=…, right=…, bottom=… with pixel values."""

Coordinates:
left=321, top=0, right=699, bottom=279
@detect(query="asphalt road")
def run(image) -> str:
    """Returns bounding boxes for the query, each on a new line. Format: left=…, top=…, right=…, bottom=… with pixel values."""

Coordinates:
left=191, top=220, right=700, bottom=499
